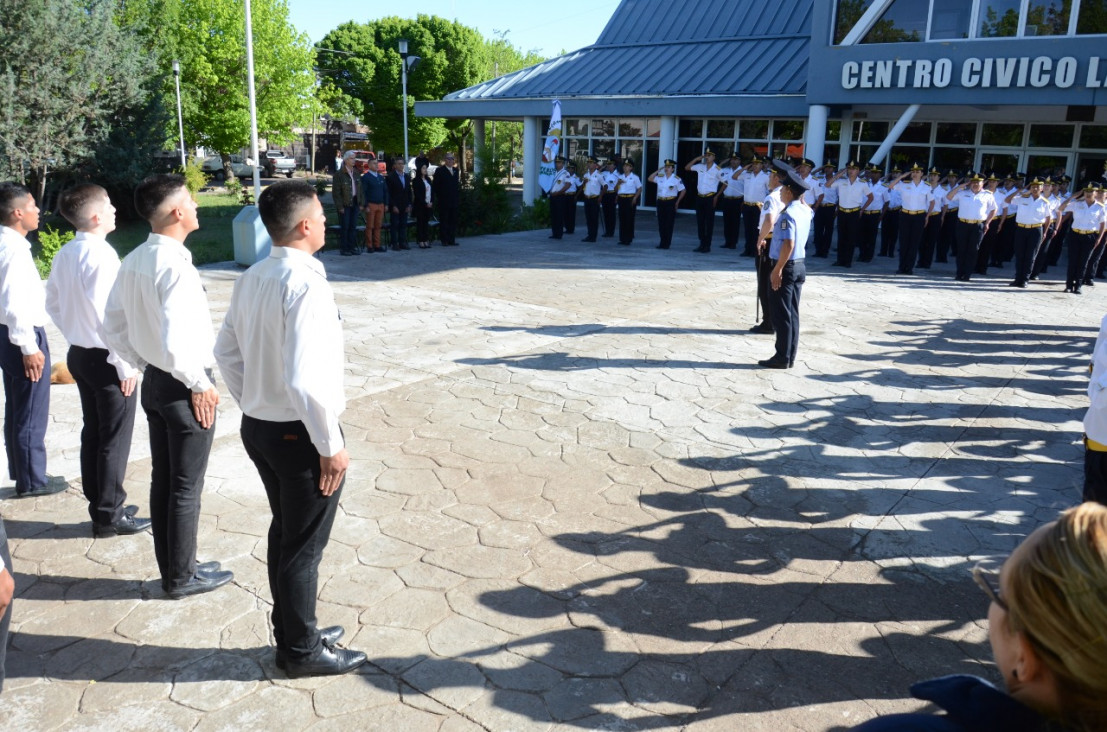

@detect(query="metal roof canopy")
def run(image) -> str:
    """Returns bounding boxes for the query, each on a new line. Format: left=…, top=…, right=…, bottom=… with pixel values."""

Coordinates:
left=416, top=0, right=815, bottom=120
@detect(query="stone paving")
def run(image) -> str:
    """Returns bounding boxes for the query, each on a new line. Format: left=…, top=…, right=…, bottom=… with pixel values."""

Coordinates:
left=0, top=215, right=1096, bottom=730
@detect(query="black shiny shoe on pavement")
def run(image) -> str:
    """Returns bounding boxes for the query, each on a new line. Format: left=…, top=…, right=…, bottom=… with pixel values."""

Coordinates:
left=17, top=476, right=68, bottom=498
left=166, top=570, right=234, bottom=599
left=275, top=626, right=346, bottom=670
left=282, top=639, right=366, bottom=678
left=93, top=514, right=152, bottom=537
left=749, top=323, right=774, bottom=334
left=757, top=358, right=790, bottom=369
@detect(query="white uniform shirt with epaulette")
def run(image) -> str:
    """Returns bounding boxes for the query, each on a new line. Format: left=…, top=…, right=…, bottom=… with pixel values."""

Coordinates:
left=617, top=172, right=642, bottom=196
left=654, top=172, right=685, bottom=199
left=1066, top=199, right=1107, bottom=233
left=820, top=177, right=839, bottom=205
left=834, top=177, right=872, bottom=210
left=582, top=171, right=603, bottom=197
left=721, top=167, right=744, bottom=198
left=888, top=186, right=902, bottom=210
left=1000, top=186, right=1019, bottom=216
left=955, top=190, right=998, bottom=222
left=566, top=174, right=580, bottom=195
left=689, top=162, right=723, bottom=196
left=896, top=180, right=934, bottom=213
left=739, top=169, right=770, bottom=203
left=759, top=187, right=784, bottom=229
left=602, top=170, right=620, bottom=194
left=551, top=169, right=570, bottom=194
left=943, top=184, right=960, bottom=211
left=1012, top=194, right=1053, bottom=226
left=864, top=182, right=888, bottom=212
left=801, top=175, right=822, bottom=207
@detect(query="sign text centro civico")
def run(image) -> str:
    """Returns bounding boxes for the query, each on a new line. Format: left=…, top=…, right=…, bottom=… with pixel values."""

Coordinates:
left=841, top=55, right=1107, bottom=90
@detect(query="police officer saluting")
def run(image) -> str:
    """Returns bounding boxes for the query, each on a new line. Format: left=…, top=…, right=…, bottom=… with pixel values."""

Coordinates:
left=615, top=159, right=643, bottom=245
left=1059, top=182, right=1107, bottom=294
left=720, top=153, right=745, bottom=249
left=1003, top=176, right=1053, bottom=288
left=827, top=161, right=873, bottom=268
left=601, top=159, right=619, bottom=238
left=946, top=172, right=998, bottom=282
left=758, top=160, right=813, bottom=370
left=580, top=157, right=603, bottom=242
left=686, top=148, right=724, bottom=253
left=648, top=159, right=686, bottom=249
left=886, top=163, right=934, bottom=276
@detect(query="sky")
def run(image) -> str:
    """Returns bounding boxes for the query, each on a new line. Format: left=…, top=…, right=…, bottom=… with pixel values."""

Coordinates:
left=285, top=0, right=621, bottom=59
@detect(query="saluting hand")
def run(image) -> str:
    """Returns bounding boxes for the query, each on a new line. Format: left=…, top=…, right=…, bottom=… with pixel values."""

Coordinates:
left=319, top=448, right=349, bottom=497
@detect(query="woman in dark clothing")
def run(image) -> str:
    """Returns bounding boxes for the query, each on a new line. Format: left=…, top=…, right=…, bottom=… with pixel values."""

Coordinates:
left=853, top=502, right=1107, bottom=732
left=411, top=163, right=434, bottom=249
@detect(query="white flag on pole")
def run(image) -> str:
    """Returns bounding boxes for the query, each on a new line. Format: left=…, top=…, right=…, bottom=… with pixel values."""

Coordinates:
left=538, top=100, right=562, bottom=194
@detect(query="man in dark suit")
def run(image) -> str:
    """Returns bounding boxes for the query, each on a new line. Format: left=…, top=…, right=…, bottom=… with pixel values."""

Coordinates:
left=386, top=157, right=411, bottom=250
left=432, top=152, right=460, bottom=246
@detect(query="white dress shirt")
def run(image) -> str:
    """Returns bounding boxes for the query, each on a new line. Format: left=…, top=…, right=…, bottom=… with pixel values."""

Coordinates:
left=617, top=173, right=642, bottom=196
left=690, top=163, right=723, bottom=196
left=582, top=171, right=603, bottom=197
left=834, top=177, right=872, bottom=209
left=801, top=175, right=823, bottom=207
left=721, top=167, right=745, bottom=198
left=1087, top=313, right=1107, bottom=444
left=103, top=233, right=216, bottom=392
left=45, top=232, right=138, bottom=380
left=566, top=174, right=580, bottom=194
left=602, top=170, right=620, bottom=194
left=864, top=182, right=888, bottom=212
left=0, top=225, right=48, bottom=355
left=896, top=181, right=934, bottom=213
left=654, top=173, right=685, bottom=199
left=1012, top=195, right=1053, bottom=226
left=759, top=187, right=784, bottom=229
left=955, top=190, right=998, bottom=222
left=215, top=247, right=345, bottom=457
left=1065, top=199, right=1107, bottom=232
left=739, top=170, right=770, bottom=203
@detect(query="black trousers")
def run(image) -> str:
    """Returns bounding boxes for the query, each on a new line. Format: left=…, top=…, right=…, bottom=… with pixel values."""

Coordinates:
left=565, top=197, right=577, bottom=234
left=601, top=194, right=617, bottom=236
left=1066, top=231, right=1097, bottom=290
left=937, top=213, right=957, bottom=262
left=880, top=209, right=899, bottom=257
left=768, top=259, right=805, bottom=365
left=141, top=365, right=215, bottom=589
left=389, top=209, right=408, bottom=248
left=1086, top=242, right=1106, bottom=281
left=1012, top=226, right=1043, bottom=285
left=976, top=221, right=999, bottom=274
left=618, top=196, right=636, bottom=243
left=1047, top=218, right=1071, bottom=266
left=742, top=204, right=762, bottom=255
left=813, top=205, right=836, bottom=257
left=996, top=217, right=1016, bottom=264
left=241, top=416, right=342, bottom=661
left=338, top=206, right=359, bottom=253
left=0, top=518, right=9, bottom=692
left=917, top=214, right=941, bottom=268
left=955, top=221, right=986, bottom=280
left=68, top=345, right=137, bottom=526
left=656, top=199, right=676, bottom=248
left=0, top=324, right=49, bottom=493
left=437, top=203, right=458, bottom=245
left=721, top=197, right=743, bottom=248
left=695, top=195, right=716, bottom=248
left=897, top=212, right=926, bottom=274
left=549, top=194, right=564, bottom=239
left=1085, top=446, right=1107, bottom=505
left=584, top=197, right=600, bottom=240
left=756, top=246, right=773, bottom=328
left=413, top=205, right=431, bottom=242
left=859, top=212, right=881, bottom=261
left=834, top=210, right=861, bottom=266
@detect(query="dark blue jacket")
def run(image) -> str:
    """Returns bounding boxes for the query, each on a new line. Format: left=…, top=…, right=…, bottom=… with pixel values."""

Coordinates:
left=359, top=170, right=388, bottom=206
left=852, top=676, right=1062, bottom=732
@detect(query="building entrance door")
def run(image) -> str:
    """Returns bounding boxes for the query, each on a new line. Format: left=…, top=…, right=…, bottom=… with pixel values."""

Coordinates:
left=977, top=150, right=1021, bottom=176
left=1073, top=154, right=1105, bottom=188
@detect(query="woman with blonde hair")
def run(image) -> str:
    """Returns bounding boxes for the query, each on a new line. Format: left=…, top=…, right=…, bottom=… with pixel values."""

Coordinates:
left=854, top=501, right=1107, bottom=731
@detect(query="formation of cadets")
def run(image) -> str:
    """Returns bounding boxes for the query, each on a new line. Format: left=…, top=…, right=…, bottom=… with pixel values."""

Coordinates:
left=546, top=150, right=1107, bottom=293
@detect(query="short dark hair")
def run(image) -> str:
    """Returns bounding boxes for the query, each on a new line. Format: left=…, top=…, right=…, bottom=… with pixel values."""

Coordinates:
left=0, top=182, right=33, bottom=225
left=134, top=174, right=188, bottom=223
left=58, top=183, right=109, bottom=228
left=258, top=180, right=318, bottom=243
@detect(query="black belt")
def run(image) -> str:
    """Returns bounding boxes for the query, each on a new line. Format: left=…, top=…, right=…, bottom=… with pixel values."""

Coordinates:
left=766, top=258, right=795, bottom=267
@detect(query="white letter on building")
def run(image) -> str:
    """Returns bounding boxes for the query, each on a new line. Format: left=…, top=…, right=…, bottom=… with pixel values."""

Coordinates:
left=962, top=58, right=982, bottom=87
left=933, top=58, right=953, bottom=87
left=1055, top=57, right=1077, bottom=88
left=842, top=62, right=860, bottom=89
left=1030, top=56, right=1052, bottom=87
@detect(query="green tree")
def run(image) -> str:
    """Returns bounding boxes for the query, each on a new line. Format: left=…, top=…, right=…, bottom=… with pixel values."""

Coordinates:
left=0, top=0, right=155, bottom=201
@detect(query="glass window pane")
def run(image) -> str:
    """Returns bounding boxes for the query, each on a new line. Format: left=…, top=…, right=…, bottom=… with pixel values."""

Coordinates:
left=706, top=119, right=735, bottom=139
left=898, top=121, right=932, bottom=144
left=981, top=123, right=1023, bottom=146
left=593, top=139, right=615, bottom=162
left=1077, top=0, right=1107, bottom=33
left=854, top=121, right=889, bottom=143
left=678, top=119, right=702, bottom=138
left=854, top=144, right=878, bottom=165
left=566, top=139, right=583, bottom=157
left=835, top=0, right=879, bottom=43
left=821, top=144, right=840, bottom=166
left=889, top=146, right=928, bottom=171
left=646, top=119, right=660, bottom=137
left=1029, top=124, right=1074, bottom=147
left=936, top=122, right=976, bottom=145
left=739, top=120, right=769, bottom=139
left=931, top=0, right=972, bottom=39
left=1080, top=125, right=1107, bottom=149
left=825, top=120, right=842, bottom=140
left=618, top=119, right=643, bottom=138
left=1025, top=0, right=1072, bottom=36
left=592, top=119, right=614, bottom=137
left=932, top=147, right=975, bottom=172
left=737, top=141, right=769, bottom=160
left=1027, top=154, right=1070, bottom=178
left=564, top=119, right=588, bottom=136
left=978, top=0, right=1022, bottom=37
left=861, top=0, right=927, bottom=43
left=773, top=120, right=805, bottom=140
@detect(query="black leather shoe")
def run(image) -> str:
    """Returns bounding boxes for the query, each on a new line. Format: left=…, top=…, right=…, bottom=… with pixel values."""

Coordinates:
left=124, top=504, right=139, bottom=518
left=93, top=514, right=152, bottom=537
left=166, top=570, right=234, bottom=599
left=197, top=561, right=221, bottom=574
left=283, top=640, right=366, bottom=678
left=581, top=238, right=596, bottom=242
left=275, top=626, right=346, bottom=670
left=749, top=324, right=774, bottom=334
left=656, top=244, right=669, bottom=249
left=758, top=358, right=790, bottom=369
left=17, top=477, right=68, bottom=497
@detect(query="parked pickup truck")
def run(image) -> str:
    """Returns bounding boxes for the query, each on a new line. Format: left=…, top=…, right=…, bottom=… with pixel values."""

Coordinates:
left=262, top=150, right=296, bottom=178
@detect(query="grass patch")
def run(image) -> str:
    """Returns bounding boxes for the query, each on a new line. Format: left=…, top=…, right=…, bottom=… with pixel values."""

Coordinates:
left=109, top=192, right=243, bottom=265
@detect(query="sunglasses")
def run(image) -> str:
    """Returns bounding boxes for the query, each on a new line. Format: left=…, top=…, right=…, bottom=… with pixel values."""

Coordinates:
left=972, top=563, right=1009, bottom=612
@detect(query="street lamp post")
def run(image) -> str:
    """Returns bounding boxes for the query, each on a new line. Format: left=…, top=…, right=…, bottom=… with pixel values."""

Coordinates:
left=399, top=39, right=409, bottom=164
left=172, top=60, right=186, bottom=168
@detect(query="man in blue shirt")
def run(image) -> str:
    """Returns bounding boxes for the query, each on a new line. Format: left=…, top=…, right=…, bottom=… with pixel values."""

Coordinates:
left=759, top=161, right=813, bottom=369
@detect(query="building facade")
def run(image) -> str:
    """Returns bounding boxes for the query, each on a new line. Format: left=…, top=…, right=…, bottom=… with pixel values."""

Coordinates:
left=416, top=0, right=1107, bottom=209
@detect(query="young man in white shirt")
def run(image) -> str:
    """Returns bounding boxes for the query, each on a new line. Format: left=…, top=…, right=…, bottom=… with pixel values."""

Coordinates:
left=47, top=184, right=150, bottom=536
left=103, top=174, right=231, bottom=599
left=0, top=182, right=63, bottom=498
left=686, top=149, right=724, bottom=253
left=215, top=180, right=365, bottom=678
